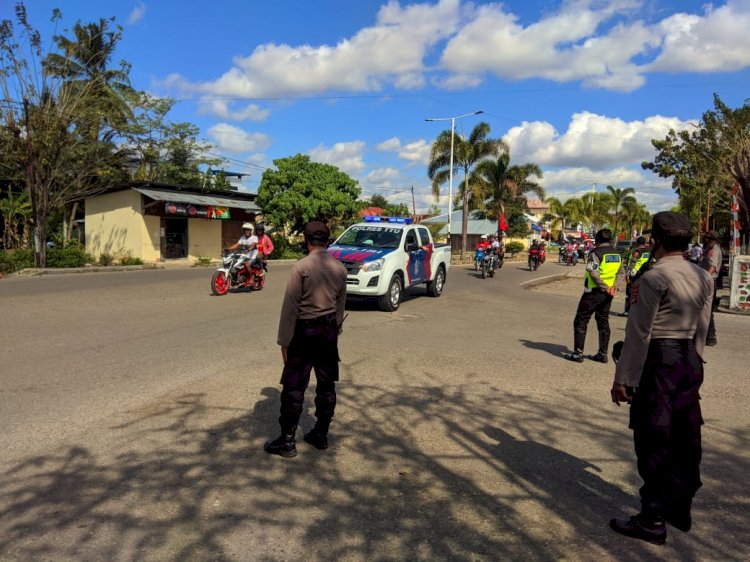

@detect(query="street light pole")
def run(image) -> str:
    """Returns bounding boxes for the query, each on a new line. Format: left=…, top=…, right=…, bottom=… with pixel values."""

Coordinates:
left=426, top=110, right=483, bottom=247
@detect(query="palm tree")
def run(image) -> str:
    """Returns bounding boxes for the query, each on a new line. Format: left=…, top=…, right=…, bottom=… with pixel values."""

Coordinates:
left=43, top=18, right=133, bottom=138
left=428, top=122, right=503, bottom=257
left=471, top=152, right=544, bottom=221
left=605, top=185, right=636, bottom=237
left=621, top=201, right=652, bottom=239
left=579, top=191, right=614, bottom=234
left=0, top=189, right=32, bottom=249
left=546, top=197, right=583, bottom=241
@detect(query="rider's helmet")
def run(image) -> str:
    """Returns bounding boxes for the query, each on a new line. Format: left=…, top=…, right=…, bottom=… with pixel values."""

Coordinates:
left=532, top=239, right=539, bottom=246
left=242, top=222, right=254, bottom=233
left=480, top=234, right=488, bottom=240
left=256, top=223, right=265, bottom=234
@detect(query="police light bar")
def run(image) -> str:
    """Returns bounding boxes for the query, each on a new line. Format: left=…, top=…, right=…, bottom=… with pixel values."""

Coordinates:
left=363, top=216, right=413, bottom=224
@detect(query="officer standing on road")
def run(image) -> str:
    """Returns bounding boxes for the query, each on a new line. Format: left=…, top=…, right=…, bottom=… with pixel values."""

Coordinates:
left=620, top=236, right=652, bottom=317
left=609, top=212, right=713, bottom=545
left=700, top=230, right=722, bottom=346
left=264, top=221, right=348, bottom=458
left=565, top=228, right=625, bottom=363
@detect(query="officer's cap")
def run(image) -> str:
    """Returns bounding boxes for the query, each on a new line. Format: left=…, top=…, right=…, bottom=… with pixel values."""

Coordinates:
left=705, top=229, right=719, bottom=240
left=303, top=220, right=330, bottom=241
left=651, top=211, right=692, bottom=239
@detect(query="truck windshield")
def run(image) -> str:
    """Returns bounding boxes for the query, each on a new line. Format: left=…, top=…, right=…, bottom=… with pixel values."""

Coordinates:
left=336, top=225, right=402, bottom=249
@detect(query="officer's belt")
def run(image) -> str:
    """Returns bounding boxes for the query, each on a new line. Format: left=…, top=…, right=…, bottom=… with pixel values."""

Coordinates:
left=296, top=312, right=336, bottom=327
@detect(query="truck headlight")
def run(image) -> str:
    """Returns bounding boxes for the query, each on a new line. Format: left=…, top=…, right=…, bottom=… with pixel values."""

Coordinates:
left=361, top=258, right=384, bottom=272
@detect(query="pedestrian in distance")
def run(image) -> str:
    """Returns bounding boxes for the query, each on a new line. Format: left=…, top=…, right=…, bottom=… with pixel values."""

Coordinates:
left=700, top=230, right=722, bottom=346
left=564, top=228, right=625, bottom=363
left=620, top=236, right=652, bottom=317
left=264, top=221, right=348, bottom=458
left=609, top=211, right=713, bottom=545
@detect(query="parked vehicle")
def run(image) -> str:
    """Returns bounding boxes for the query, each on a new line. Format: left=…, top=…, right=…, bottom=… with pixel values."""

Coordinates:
left=211, top=250, right=265, bottom=295
left=328, top=216, right=451, bottom=311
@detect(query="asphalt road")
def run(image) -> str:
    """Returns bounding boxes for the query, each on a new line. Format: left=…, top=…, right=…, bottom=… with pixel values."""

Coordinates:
left=0, top=260, right=748, bottom=561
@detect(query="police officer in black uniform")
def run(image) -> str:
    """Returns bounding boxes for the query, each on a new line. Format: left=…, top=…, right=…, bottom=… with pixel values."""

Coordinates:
left=264, top=221, right=348, bottom=458
left=609, top=212, right=713, bottom=545
left=565, top=228, right=625, bottom=363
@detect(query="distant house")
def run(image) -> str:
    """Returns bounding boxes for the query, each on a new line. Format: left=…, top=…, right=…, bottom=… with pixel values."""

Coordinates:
left=526, top=199, right=549, bottom=222
left=358, top=206, right=385, bottom=218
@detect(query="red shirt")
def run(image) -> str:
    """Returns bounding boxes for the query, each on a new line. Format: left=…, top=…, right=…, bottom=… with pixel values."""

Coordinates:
left=258, top=234, right=274, bottom=257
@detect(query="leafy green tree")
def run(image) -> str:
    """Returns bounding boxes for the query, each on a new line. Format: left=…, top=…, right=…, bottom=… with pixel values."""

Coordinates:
left=0, top=188, right=31, bottom=248
left=545, top=197, right=584, bottom=240
left=368, top=193, right=388, bottom=209
left=257, top=154, right=361, bottom=234
left=428, top=122, right=504, bottom=257
left=384, top=202, right=410, bottom=217
left=643, top=94, right=750, bottom=235
left=0, top=4, right=131, bottom=266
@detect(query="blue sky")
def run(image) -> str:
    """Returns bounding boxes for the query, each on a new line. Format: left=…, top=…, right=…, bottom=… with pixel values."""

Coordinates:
left=13, top=0, right=750, bottom=212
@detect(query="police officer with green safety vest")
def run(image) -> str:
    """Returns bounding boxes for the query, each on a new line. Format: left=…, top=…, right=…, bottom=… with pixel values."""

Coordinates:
left=621, top=236, right=652, bottom=317
left=565, top=228, right=625, bottom=363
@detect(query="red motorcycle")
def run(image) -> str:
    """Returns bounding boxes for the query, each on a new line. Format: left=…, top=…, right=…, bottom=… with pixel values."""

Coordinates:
left=211, top=250, right=265, bottom=295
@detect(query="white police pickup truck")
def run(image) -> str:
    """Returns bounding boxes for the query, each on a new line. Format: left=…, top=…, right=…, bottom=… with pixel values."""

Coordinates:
left=328, top=216, right=451, bottom=311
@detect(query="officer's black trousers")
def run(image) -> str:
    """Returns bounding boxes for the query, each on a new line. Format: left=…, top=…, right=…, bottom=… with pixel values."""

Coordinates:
left=279, top=314, right=339, bottom=435
left=573, top=289, right=612, bottom=354
left=630, top=339, right=704, bottom=519
left=707, top=279, right=718, bottom=342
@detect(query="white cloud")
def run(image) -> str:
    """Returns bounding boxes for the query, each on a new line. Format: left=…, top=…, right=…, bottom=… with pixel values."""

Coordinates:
left=398, top=139, right=431, bottom=165
left=199, top=99, right=270, bottom=122
left=308, top=141, right=366, bottom=175
left=207, top=123, right=271, bottom=153
left=376, top=137, right=402, bottom=151
left=127, top=2, right=146, bottom=25
left=504, top=112, right=695, bottom=170
left=647, top=1, right=750, bottom=73
left=184, top=0, right=461, bottom=97
left=366, top=167, right=400, bottom=186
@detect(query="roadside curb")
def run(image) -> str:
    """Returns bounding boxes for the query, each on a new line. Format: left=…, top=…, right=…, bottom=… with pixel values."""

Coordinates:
left=519, top=272, right=573, bottom=289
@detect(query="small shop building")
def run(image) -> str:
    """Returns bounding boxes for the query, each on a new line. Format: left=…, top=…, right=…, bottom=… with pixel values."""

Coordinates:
left=84, top=182, right=261, bottom=263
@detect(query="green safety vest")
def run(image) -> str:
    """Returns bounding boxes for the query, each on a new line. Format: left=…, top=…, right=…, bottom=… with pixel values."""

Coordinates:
left=633, top=249, right=651, bottom=273
left=585, top=248, right=622, bottom=289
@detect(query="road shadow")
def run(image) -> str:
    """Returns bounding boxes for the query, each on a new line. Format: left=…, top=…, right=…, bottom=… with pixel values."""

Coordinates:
left=519, top=339, right=571, bottom=358
left=1, top=383, right=747, bottom=560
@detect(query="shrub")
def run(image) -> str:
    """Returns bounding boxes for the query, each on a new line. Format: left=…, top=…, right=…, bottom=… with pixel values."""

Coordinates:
left=98, top=252, right=114, bottom=266
left=46, top=246, right=90, bottom=268
left=505, top=241, right=525, bottom=256
left=269, top=234, right=304, bottom=260
left=0, top=249, right=34, bottom=275
left=194, top=255, right=212, bottom=267
left=120, top=256, right=143, bottom=266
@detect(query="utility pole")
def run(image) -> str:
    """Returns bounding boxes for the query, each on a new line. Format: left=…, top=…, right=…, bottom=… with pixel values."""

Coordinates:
left=411, top=185, right=416, bottom=221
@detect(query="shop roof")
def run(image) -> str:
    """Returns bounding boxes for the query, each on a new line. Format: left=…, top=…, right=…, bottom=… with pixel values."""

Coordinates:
left=133, top=187, right=261, bottom=212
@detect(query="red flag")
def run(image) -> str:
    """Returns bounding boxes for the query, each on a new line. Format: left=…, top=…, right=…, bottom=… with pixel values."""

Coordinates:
left=618, top=232, right=625, bottom=241
left=499, top=211, right=508, bottom=232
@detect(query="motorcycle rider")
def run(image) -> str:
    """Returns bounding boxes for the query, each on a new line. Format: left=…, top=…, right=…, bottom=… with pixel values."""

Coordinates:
left=227, top=222, right=258, bottom=282
left=255, top=223, right=275, bottom=273
left=528, top=239, right=542, bottom=269
left=539, top=241, right=547, bottom=263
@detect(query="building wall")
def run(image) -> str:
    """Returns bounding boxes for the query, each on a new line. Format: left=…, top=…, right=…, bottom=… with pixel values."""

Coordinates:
left=142, top=215, right=161, bottom=262
left=85, top=190, right=147, bottom=260
left=188, top=219, right=221, bottom=260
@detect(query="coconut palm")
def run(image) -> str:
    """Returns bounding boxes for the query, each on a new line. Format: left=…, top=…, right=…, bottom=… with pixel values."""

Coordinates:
left=621, top=201, right=652, bottom=239
left=43, top=18, right=133, bottom=137
left=579, top=191, right=614, bottom=233
left=428, top=122, right=503, bottom=257
left=471, top=152, right=544, bottom=220
left=546, top=197, right=584, bottom=240
left=605, top=185, right=636, bottom=237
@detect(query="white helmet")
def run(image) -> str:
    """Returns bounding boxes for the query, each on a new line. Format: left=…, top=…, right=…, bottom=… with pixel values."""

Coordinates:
left=242, top=222, right=254, bottom=231
left=480, top=234, right=488, bottom=239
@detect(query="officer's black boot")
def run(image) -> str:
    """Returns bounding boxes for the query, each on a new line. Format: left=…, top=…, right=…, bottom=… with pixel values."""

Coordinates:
left=666, top=498, right=692, bottom=532
left=610, top=512, right=666, bottom=545
left=564, top=349, right=584, bottom=363
left=264, top=427, right=297, bottom=458
left=304, top=420, right=330, bottom=450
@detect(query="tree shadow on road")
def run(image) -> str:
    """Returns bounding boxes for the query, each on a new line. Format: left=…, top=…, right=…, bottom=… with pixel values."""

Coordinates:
left=0, top=381, right=747, bottom=561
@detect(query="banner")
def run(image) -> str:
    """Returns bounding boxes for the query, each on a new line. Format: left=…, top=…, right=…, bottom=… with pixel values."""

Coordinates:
left=729, top=255, right=750, bottom=310
left=164, top=202, right=230, bottom=219
left=208, top=206, right=230, bottom=219
left=165, top=202, right=187, bottom=216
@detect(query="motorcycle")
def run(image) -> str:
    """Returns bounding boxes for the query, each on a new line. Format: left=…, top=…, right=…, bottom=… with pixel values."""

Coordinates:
left=528, top=251, right=541, bottom=272
left=211, top=250, right=265, bottom=295
left=565, top=250, right=578, bottom=266
left=481, top=250, right=497, bottom=279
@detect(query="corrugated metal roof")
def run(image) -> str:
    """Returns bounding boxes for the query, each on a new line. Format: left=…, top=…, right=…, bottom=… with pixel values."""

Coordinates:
left=133, top=187, right=261, bottom=212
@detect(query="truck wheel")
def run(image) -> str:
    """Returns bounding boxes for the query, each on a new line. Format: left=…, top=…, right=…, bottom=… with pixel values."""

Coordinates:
left=378, top=274, right=402, bottom=311
left=426, top=265, right=445, bottom=297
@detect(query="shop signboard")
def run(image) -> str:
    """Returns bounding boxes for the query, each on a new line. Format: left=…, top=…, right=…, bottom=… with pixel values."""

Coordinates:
left=187, top=204, right=208, bottom=218
left=165, top=202, right=187, bottom=216
left=729, top=255, right=750, bottom=310
left=208, top=206, right=230, bottom=219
